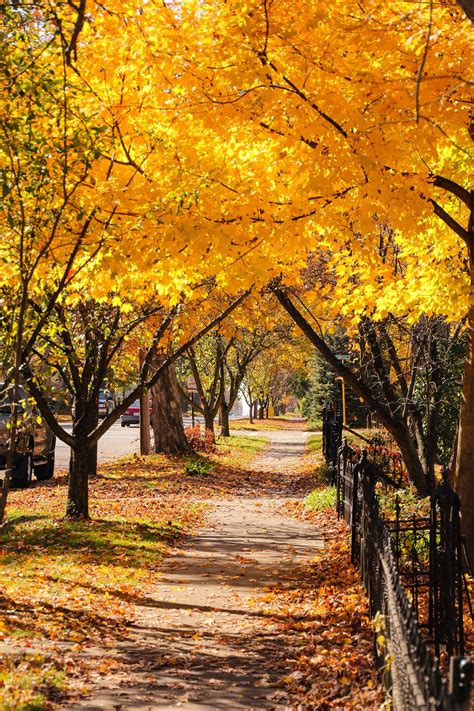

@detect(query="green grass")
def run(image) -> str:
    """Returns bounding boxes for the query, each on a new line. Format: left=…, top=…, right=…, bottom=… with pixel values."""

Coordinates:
left=1, top=514, right=184, bottom=570
left=216, top=433, right=268, bottom=465
left=307, top=433, right=323, bottom=452
left=306, top=418, right=323, bottom=431
left=303, top=486, right=337, bottom=511
left=184, top=458, right=213, bottom=476
left=303, top=436, right=336, bottom=511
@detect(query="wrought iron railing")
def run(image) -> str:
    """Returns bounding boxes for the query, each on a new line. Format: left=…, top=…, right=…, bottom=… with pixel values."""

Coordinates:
left=322, top=405, right=342, bottom=476
left=334, top=439, right=472, bottom=710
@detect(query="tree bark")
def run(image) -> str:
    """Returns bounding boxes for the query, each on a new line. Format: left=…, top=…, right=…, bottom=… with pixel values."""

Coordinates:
left=87, top=407, right=99, bottom=477
left=87, top=441, right=98, bottom=477
left=67, top=438, right=90, bottom=518
left=66, top=403, right=98, bottom=518
left=139, top=348, right=151, bottom=455
left=220, top=402, right=230, bottom=437
left=454, top=245, right=474, bottom=568
left=150, top=356, right=191, bottom=454
left=455, top=0, right=474, bottom=23
left=203, top=410, right=215, bottom=437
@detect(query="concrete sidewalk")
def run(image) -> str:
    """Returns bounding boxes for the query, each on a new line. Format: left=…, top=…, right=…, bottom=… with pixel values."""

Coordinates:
left=70, top=430, right=323, bottom=710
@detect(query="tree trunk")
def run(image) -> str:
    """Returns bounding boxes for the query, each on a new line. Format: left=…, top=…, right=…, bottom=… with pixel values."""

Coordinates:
left=273, top=285, right=435, bottom=495
left=203, top=410, right=215, bottom=437
left=67, top=438, right=90, bottom=518
left=151, top=356, right=191, bottom=454
left=454, top=247, right=474, bottom=568
left=139, top=348, right=151, bottom=455
left=220, top=403, right=230, bottom=437
left=87, top=407, right=99, bottom=477
left=66, top=399, right=99, bottom=518
left=87, top=442, right=98, bottom=477
left=248, top=400, right=254, bottom=423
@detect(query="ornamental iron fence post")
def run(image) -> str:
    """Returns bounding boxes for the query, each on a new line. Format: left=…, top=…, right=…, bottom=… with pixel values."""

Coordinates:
left=430, top=470, right=466, bottom=658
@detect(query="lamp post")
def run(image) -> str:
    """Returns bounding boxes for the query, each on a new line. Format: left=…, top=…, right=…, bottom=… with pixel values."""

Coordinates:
left=335, top=376, right=346, bottom=426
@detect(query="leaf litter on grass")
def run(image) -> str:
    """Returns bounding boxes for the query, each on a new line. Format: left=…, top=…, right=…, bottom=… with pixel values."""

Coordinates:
left=1, top=432, right=382, bottom=709
left=0, top=434, right=271, bottom=708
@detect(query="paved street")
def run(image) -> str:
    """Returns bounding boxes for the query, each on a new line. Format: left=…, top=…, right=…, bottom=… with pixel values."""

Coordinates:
left=55, top=422, right=147, bottom=468
left=55, top=416, right=207, bottom=469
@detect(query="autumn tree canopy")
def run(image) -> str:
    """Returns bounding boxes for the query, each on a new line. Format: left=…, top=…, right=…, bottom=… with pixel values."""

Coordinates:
left=1, top=0, right=473, bottom=541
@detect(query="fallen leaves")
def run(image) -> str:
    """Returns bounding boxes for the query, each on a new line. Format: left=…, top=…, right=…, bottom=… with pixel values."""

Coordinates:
left=0, top=431, right=382, bottom=709
left=249, top=503, right=382, bottom=708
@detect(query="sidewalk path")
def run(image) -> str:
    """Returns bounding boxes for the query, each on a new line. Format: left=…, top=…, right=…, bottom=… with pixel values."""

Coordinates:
left=71, top=430, right=323, bottom=710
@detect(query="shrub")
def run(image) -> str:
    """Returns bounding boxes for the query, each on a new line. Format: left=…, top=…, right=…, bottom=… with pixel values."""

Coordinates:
left=184, top=458, right=213, bottom=477
left=184, top=425, right=217, bottom=453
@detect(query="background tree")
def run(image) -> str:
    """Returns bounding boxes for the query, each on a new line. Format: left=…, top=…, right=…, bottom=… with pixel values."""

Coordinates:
left=178, top=332, right=229, bottom=438
left=219, top=324, right=288, bottom=435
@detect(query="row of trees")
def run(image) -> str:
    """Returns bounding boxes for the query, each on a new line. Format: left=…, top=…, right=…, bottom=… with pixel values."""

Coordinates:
left=148, top=314, right=302, bottom=453
left=1, top=2, right=473, bottom=561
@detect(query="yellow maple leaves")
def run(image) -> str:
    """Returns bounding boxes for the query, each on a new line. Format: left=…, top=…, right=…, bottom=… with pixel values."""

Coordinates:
left=1, top=0, right=471, bottom=333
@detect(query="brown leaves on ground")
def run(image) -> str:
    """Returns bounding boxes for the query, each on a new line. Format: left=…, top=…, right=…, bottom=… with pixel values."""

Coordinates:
left=252, top=502, right=382, bottom=710
left=0, top=432, right=293, bottom=708
left=0, top=432, right=381, bottom=709
left=0, top=449, right=212, bottom=708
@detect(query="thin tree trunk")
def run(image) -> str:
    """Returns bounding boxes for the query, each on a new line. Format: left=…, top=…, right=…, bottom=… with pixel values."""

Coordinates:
left=203, top=410, right=215, bottom=437
left=139, top=348, right=151, bottom=456
left=151, top=356, right=190, bottom=454
left=273, top=285, right=434, bottom=495
left=220, top=404, right=230, bottom=437
left=248, top=401, right=254, bottom=423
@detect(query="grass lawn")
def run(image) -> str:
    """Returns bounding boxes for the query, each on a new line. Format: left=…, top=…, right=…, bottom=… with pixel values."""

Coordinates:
left=0, top=433, right=267, bottom=710
left=306, top=433, right=323, bottom=453
left=230, top=416, right=307, bottom=431
left=215, top=433, right=268, bottom=464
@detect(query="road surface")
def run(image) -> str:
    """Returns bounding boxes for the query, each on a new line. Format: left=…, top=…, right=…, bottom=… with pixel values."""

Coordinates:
left=55, top=416, right=207, bottom=469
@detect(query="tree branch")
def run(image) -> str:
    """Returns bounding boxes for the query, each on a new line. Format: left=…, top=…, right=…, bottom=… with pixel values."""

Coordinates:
left=431, top=175, right=473, bottom=209
left=430, top=199, right=472, bottom=246
left=90, top=289, right=251, bottom=443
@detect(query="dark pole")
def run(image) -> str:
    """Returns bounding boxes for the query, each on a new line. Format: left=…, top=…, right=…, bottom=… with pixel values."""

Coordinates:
left=138, top=347, right=151, bottom=455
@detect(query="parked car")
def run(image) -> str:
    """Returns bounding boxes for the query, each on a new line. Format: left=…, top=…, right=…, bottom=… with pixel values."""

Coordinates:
left=98, top=389, right=115, bottom=418
left=0, top=384, right=56, bottom=488
left=120, top=399, right=153, bottom=427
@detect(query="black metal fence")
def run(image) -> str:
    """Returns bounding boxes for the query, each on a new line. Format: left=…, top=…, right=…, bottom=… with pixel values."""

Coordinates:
left=322, top=405, right=342, bottom=474
left=334, top=438, right=472, bottom=710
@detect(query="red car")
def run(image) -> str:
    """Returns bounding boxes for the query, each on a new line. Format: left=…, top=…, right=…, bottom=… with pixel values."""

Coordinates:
left=120, top=399, right=153, bottom=427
